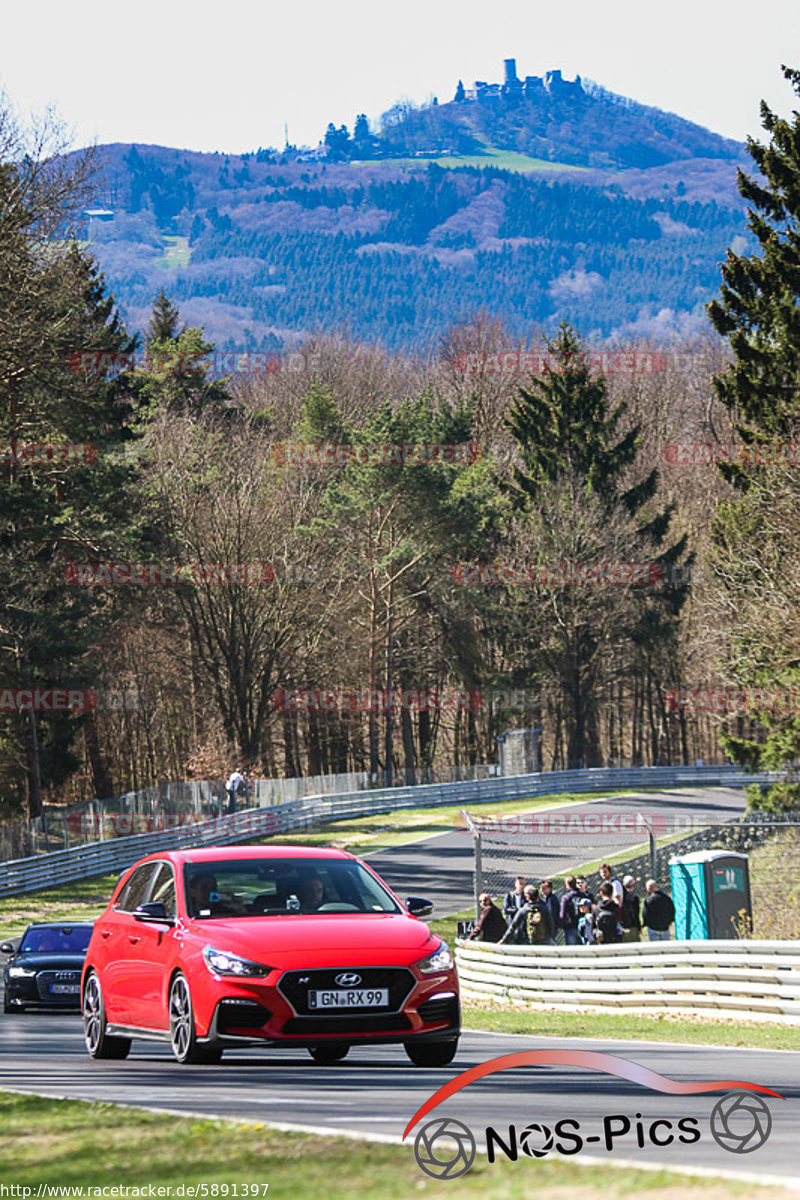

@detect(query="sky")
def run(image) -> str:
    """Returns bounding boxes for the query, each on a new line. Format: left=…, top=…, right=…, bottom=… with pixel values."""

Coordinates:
left=1, top=0, right=798, bottom=155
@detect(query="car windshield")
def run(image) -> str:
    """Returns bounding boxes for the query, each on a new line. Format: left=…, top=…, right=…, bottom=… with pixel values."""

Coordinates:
left=20, top=927, right=92, bottom=954
left=183, top=857, right=400, bottom=918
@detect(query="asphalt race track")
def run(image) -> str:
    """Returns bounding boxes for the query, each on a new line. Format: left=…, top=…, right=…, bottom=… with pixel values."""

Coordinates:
left=365, top=787, right=751, bottom=916
left=0, top=1012, right=798, bottom=1185
left=4, top=784, right=797, bottom=1187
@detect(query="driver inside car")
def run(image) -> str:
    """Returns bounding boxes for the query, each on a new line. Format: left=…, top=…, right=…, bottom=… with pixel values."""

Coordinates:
left=298, top=874, right=325, bottom=912
left=187, top=872, right=218, bottom=916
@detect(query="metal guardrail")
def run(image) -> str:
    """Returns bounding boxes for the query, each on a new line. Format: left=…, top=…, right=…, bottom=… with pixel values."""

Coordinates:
left=0, top=763, right=777, bottom=898
left=456, top=939, right=800, bottom=1025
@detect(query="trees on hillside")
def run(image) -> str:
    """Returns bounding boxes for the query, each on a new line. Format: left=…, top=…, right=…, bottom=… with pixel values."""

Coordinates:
left=0, top=109, right=137, bottom=817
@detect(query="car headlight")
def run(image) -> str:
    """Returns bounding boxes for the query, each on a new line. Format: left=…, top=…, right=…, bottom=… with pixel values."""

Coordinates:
left=415, top=939, right=454, bottom=974
left=7, top=965, right=37, bottom=978
left=202, top=945, right=272, bottom=978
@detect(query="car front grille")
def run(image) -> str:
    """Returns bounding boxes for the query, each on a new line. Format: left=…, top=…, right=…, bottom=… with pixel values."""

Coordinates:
left=35, top=970, right=81, bottom=1001
left=282, top=1013, right=412, bottom=1036
left=278, top=967, right=415, bottom=1016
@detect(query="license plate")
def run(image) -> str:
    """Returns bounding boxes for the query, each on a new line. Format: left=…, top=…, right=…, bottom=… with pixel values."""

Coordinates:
left=50, top=984, right=79, bottom=994
left=308, top=988, right=389, bottom=1009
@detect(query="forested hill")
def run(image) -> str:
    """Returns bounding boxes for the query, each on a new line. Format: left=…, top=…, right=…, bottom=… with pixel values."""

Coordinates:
left=327, top=69, right=744, bottom=170
left=84, top=75, right=753, bottom=353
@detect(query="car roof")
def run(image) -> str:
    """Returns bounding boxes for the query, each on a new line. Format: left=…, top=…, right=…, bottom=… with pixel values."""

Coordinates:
left=22, top=921, right=95, bottom=930
left=137, top=845, right=356, bottom=867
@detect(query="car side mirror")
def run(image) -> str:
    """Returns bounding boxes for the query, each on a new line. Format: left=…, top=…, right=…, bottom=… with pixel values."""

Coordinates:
left=406, top=896, right=433, bottom=918
left=0, top=941, right=15, bottom=955
left=133, top=902, right=174, bottom=924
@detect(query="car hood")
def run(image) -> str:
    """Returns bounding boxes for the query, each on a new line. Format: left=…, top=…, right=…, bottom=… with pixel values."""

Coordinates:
left=6, top=954, right=86, bottom=970
left=185, top=912, right=439, bottom=967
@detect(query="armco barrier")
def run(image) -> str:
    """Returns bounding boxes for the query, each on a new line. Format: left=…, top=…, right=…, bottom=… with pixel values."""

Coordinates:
left=0, top=763, right=776, bottom=897
left=456, top=939, right=800, bottom=1024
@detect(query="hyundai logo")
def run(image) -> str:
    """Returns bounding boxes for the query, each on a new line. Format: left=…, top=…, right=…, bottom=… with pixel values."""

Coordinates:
left=334, top=972, right=362, bottom=988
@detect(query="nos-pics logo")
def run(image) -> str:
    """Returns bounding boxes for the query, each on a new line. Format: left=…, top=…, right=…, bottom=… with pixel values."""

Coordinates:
left=404, top=1050, right=782, bottom=1180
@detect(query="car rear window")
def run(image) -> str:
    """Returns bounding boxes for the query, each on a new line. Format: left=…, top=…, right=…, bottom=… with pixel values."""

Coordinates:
left=183, top=857, right=400, bottom=918
left=20, top=927, right=92, bottom=954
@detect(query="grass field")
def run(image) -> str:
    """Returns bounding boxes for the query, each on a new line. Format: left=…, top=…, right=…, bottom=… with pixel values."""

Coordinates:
left=156, top=235, right=191, bottom=268
left=1, top=1092, right=790, bottom=1199
left=355, top=147, right=586, bottom=173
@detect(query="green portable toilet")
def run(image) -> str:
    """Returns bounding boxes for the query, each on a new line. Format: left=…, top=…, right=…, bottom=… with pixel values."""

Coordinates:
left=669, top=850, right=751, bottom=940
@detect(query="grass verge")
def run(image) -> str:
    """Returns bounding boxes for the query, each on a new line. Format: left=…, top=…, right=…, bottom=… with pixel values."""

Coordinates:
left=0, top=1092, right=790, bottom=1198
left=461, top=1001, right=800, bottom=1051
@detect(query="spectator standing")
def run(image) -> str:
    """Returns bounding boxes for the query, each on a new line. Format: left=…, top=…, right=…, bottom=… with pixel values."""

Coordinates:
left=225, top=769, right=245, bottom=814
left=595, top=881, right=622, bottom=943
left=540, top=880, right=560, bottom=944
left=559, top=875, right=582, bottom=946
left=466, top=894, right=507, bottom=943
left=642, top=879, right=675, bottom=941
left=500, top=885, right=553, bottom=946
left=600, top=863, right=624, bottom=907
left=575, top=876, right=595, bottom=905
left=503, top=876, right=527, bottom=927
left=577, top=898, right=595, bottom=944
left=620, top=875, right=642, bottom=941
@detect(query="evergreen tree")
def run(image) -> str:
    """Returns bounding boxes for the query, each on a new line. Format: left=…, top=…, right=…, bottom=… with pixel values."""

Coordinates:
left=502, top=324, right=688, bottom=768
left=324, top=123, right=352, bottom=162
left=707, top=66, right=800, bottom=807
left=352, top=114, right=376, bottom=159
left=454, top=80, right=466, bottom=103
left=147, top=289, right=181, bottom=344
left=708, top=66, right=800, bottom=449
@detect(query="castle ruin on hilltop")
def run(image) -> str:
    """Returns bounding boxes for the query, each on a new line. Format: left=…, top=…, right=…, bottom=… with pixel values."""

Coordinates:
left=461, top=58, right=583, bottom=102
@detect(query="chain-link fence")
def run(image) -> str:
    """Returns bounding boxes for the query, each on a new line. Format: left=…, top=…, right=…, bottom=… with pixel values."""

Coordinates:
left=0, top=763, right=503, bottom=860
left=464, top=807, right=800, bottom=938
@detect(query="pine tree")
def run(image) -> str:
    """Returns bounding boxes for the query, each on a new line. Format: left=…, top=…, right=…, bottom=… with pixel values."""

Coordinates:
left=454, top=80, right=466, bottom=103
left=502, top=324, right=688, bottom=768
left=708, top=66, right=800, bottom=450
left=147, top=289, right=181, bottom=344
left=707, top=66, right=800, bottom=807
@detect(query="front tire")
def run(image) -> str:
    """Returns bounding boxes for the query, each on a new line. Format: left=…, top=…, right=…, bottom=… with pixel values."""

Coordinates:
left=308, top=1042, right=349, bottom=1065
left=169, top=973, right=221, bottom=1064
left=83, top=973, right=130, bottom=1059
left=404, top=1038, right=459, bottom=1067
left=3, top=993, right=18, bottom=1014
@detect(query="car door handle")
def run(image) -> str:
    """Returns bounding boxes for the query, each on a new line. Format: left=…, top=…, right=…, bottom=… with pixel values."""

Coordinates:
left=100, top=930, right=112, bottom=939
left=128, top=935, right=140, bottom=945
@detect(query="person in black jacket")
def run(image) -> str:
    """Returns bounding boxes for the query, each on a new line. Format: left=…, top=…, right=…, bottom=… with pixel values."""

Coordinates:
left=559, top=875, right=582, bottom=945
left=539, top=880, right=560, bottom=944
left=466, top=893, right=507, bottom=943
left=620, top=875, right=642, bottom=942
left=503, top=876, right=527, bottom=927
left=499, top=885, right=554, bottom=945
left=594, top=882, right=622, bottom=944
left=642, top=879, right=675, bottom=940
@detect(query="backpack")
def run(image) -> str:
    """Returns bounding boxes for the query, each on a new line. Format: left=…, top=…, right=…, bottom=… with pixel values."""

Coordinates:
left=527, top=904, right=549, bottom=944
left=595, top=903, right=621, bottom=944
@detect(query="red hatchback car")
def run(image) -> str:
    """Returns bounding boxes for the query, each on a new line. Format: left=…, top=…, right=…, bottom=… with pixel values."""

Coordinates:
left=82, top=846, right=460, bottom=1067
